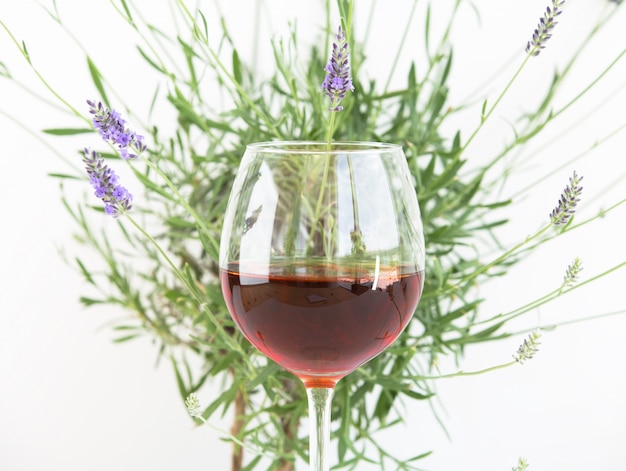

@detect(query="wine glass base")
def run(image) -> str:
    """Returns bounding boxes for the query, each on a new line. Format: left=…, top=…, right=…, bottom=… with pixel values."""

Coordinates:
left=299, top=376, right=341, bottom=389
left=288, top=367, right=349, bottom=389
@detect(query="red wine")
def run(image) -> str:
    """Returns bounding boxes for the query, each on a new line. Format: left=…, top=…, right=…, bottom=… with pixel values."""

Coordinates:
left=221, top=263, right=424, bottom=388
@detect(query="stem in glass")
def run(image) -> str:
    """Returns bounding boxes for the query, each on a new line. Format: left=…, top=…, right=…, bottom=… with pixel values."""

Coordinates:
left=306, top=387, right=334, bottom=471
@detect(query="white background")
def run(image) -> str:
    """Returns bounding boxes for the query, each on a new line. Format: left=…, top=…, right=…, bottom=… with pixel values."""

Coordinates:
left=1, top=1, right=625, bottom=470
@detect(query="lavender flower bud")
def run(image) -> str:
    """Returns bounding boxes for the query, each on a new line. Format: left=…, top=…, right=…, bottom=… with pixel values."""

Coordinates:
left=550, top=171, right=583, bottom=226
left=87, top=99, right=146, bottom=159
left=185, top=393, right=202, bottom=418
left=563, top=257, right=583, bottom=287
left=83, top=148, right=133, bottom=218
left=322, top=25, right=354, bottom=112
left=525, top=0, right=566, bottom=56
left=513, top=457, right=530, bottom=471
left=514, top=330, right=541, bottom=364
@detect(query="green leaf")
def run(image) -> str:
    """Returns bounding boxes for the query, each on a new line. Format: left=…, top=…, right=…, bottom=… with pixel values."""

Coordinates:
left=437, top=300, right=482, bottom=325
left=195, top=11, right=209, bottom=45
left=170, top=356, right=189, bottom=400
left=197, top=225, right=219, bottom=262
left=241, top=456, right=262, bottom=471
left=246, top=362, right=280, bottom=390
left=131, top=167, right=175, bottom=202
left=481, top=98, right=488, bottom=122
left=47, top=173, right=80, bottom=180
left=87, top=57, right=109, bottom=105
left=406, top=450, right=433, bottom=462
left=440, top=49, right=453, bottom=86
left=401, top=389, right=434, bottom=401
left=0, top=61, right=11, bottom=78
left=42, top=127, right=93, bottom=136
left=424, top=4, right=432, bottom=56
left=136, top=46, right=166, bottom=74
left=79, top=296, right=106, bottom=306
left=118, top=0, right=134, bottom=24
left=210, top=350, right=242, bottom=376
left=337, top=384, right=352, bottom=462
left=203, top=379, right=240, bottom=419
left=75, top=257, right=95, bottom=285
left=449, top=322, right=509, bottom=345
left=232, top=49, right=242, bottom=85
left=112, top=334, right=140, bottom=343
left=112, top=325, right=140, bottom=331
left=165, top=216, right=195, bottom=230
left=21, top=40, right=31, bottom=63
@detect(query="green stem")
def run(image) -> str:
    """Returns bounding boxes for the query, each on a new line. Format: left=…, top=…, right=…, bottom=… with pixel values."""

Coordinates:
left=381, top=0, right=419, bottom=93
left=509, top=121, right=626, bottom=201
left=446, top=223, right=551, bottom=296
left=326, top=111, right=337, bottom=147
left=551, top=48, right=626, bottom=122
left=512, top=308, right=626, bottom=334
left=476, top=260, right=626, bottom=328
left=0, top=20, right=88, bottom=122
left=191, top=412, right=275, bottom=462
left=477, top=47, right=626, bottom=182
left=308, top=153, right=333, bottom=255
left=346, top=155, right=359, bottom=229
left=415, top=361, right=518, bottom=381
left=460, top=54, right=531, bottom=155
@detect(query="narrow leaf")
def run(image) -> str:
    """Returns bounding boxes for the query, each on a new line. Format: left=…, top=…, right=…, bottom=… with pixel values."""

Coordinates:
left=232, top=49, right=242, bottom=85
left=87, top=57, right=109, bottom=106
left=246, top=362, right=280, bottom=390
left=42, top=127, right=93, bottom=136
left=112, top=334, right=140, bottom=343
left=0, top=61, right=11, bottom=78
left=47, top=173, right=81, bottom=180
left=75, top=257, right=95, bottom=285
left=118, top=0, right=134, bottom=24
left=79, top=296, right=106, bottom=306
left=170, top=356, right=189, bottom=400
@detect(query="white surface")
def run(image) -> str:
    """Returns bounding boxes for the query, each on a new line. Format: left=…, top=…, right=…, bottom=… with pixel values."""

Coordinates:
left=1, top=1, right=625, bottom=470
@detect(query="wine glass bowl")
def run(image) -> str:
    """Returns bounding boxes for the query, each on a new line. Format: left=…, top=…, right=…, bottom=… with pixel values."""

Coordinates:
left=220, top=142, right=425, bottom=386
left=219, top=141, right=425, bottom=469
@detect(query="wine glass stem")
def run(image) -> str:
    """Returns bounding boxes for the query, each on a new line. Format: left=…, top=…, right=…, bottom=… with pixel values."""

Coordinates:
left=306, top=387, right=334, bottom=471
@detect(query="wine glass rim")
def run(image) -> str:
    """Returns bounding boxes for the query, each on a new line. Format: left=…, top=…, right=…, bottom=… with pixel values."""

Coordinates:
left=246, top=141, right=401, bottom=154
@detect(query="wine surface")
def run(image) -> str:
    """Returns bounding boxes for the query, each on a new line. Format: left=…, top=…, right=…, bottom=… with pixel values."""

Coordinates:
left=221, top=263, right=424, bottom=388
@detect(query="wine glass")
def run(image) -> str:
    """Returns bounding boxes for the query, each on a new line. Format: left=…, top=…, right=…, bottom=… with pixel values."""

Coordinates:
left=219, top=141, right=425, bottom=470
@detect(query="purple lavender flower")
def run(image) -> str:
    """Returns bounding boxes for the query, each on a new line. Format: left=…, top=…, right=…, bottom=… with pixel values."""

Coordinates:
left=525, top=1, right=566, bottom=56
left=322, top=25, right=354, bottom=112
left=83, top=148, right=133, bottom=217
left=87, top=100, right=146, bottom=159
left=550, top=171, right=583, bottom=226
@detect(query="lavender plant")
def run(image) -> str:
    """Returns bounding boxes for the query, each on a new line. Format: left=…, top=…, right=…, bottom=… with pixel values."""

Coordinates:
left=2, top=0, right=626, bottom=469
